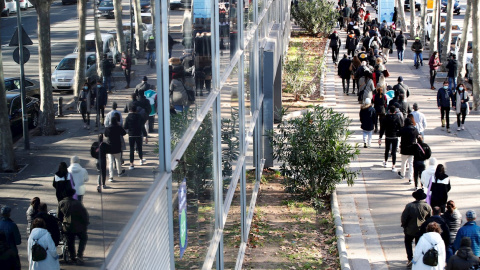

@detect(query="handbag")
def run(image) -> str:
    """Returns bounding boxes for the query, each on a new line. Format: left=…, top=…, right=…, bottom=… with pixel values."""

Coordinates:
left=426, top=175, right=433, bottom=204
left=382, top=69, right=390, bottom=78
left=68, top=173, right=78, bottom=200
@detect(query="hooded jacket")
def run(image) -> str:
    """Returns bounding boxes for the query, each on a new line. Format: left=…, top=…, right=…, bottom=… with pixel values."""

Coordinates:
left=346, top=34, right=358, bottom=50
left=359, top=104, right=376, bottom=131
left=394, top=34, right=407, bottom=50
left=401, top=200, right=432, bottom=237
left=398, top=118, right=419, bottom=155
left=379, top=113, right=402, bottom=139
left=446, top=246, right=480, bottom=270
left=123, top=112, right=147, bottom=137
left=421, top=164, right=436, bottom=188
left=32, top=212, right=60, bottom=247
left=27, top=228, right=59, bottom=270
left=430, top=173, right=451, bottom=208
left=52, top=173, right=73, bottom=202
left=0, top=239, right=20, bottom=270
left=443, top=209, right=462, bottom=245
left=67, top=163, right=89, bottom=196
left=419, top=215, right=451, bottom=247
left=454, top=221, right=480, bottom=256
left=411, top=40, right=424, bottom=53
left=412, top=232, right=446, bottom=270
left=57, top=197, right=89, bottom=234
left=104, top=124, right=127, bottom=154
left=337, top=58, right=352, bottom=79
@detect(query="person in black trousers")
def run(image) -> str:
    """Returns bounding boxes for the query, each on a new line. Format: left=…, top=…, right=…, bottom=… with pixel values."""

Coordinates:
left=338, top=54, right=352, bottom=94
left=379, top=106, right=403, bottom=171
left=123, top=106, right=148, bottom=170
left=329, top=30, right=341, bottom=64
left=96, top=134, right=109, bottom=192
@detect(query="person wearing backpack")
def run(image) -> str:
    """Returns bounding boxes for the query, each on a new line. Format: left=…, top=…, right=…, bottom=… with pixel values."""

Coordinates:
left=27, top=218, right=59, bottom=270
left=419, top=207, right=451, bottom=252
left=398, top=117, right=419, bottom=184
left=413, top=135, right=431, bottom=190
left=447, top=237, right=480, bottom=270
left=412, top=221, right=446, bottom=269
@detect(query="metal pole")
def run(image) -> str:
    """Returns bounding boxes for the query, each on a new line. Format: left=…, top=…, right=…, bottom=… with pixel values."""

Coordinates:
left=16, top=0, right=29, bottom=150
left=130, top=0, right=134, bottom=60
left=437, top=0, right=441, bottom=62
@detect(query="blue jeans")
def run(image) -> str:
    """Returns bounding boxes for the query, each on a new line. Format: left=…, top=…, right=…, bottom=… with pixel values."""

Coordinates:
left=414, top=52, right=423, bottom=66
left=448, top=77, right=457, bottom=92
left=363, top=130, right=373, bottom=145
left=103, top=76, right=112, bottom=91
left=397, top=49, right=404, bottom=61
left=147, top=51, right=156, bottom=63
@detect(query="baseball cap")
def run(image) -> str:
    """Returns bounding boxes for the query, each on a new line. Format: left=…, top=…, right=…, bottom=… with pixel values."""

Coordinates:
left=415, top=37, right=420, bottom=40
left=1, top=206, right=11, bottom=215
left=466, top=210, right=477, bottom=219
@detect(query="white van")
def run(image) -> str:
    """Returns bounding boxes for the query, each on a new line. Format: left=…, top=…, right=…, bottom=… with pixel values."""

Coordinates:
left=74, top=33, right=120, bottom=64
left=51, top=52, right=98, bottom=91
left=454, top=33, right=472, bottom=61
left=425, top=12, right=447, bottom=40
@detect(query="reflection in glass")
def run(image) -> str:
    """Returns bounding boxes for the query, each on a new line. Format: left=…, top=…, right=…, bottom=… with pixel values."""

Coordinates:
left=243, top=41, right=253, bottom=134
left=223, top=186, right=241, bottom=269
left=219, top=0, right=239, bottom=73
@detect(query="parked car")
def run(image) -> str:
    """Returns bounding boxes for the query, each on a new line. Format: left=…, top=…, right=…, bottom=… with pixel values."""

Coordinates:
left=122, top=22, right=152, bottom=50
left=7, top=94, right=40, bottom=133
left=62, top=0, right=78, bottom=5
left=51, top=52, right=98, bottom=92
left=74, top=33, right=120, bottom=64
left=19, top=0, right=33, bottom=10
left=404, top=0, right=420, bottom=11
left=97, top=0, right=117, bottom=19
left=170, top=0, right=183, bottom=10
left=140, top=0, right=151, bottom=12
left=439, top=23, right=461, bottom=35
left=5, top=77, right=40, bottom=100
left=140, top=13, right=153, bottom=32
left=2, top=0, right=17, bottom=16
left=454, top=33, right=472, bottom=61
left=425, top=12, right=447, bottom=40
left=441, top=0, right=461, bottom=15
left=108, top=30, right=137, bottom=55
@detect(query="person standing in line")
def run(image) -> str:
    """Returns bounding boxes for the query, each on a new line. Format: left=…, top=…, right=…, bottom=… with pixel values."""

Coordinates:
left=338, top=54, right=352, bottom=94
left=95, top=134, right=109, bottom=192
left=350, top=56, right=361, bottom=95
left=26, top=197, right=40, bottom=236
left=411, top=103, right=427, bottom=138
left=32, top=203, right=61, bottom=247
left=102, top=54, right=115, bottom=93
left=429, top=164, right=451, bottom=213
left=372, top=86, right=387, bottom=133
left=447, top=236, right=480, bottom=269
left=381, top=32, right=393, bottom=63
left=453, top=210, right=480, bottom=257
left=394, top=30, right=408, bottom=62
left=95, top=80, right=108, bottom=127
left=120, top=51, right=131, bottom=88
left=379, top=105, right=403, bottom=171
left=443, top=200, right=463, bottom=262
left=104, top=102, right=123, bottom=128
left=454, top=83, right=469, bottom=131
left=104, top=117, right=126, bottom=182
left=0, top=206, right=21, bottom=257
left=401, top=189, right=432, bottom=267
left=411, top=37, right=424, bottom=67
left=437, top=80, right=455, bottom=133
left=346, top=30, right=358, bottom=58
left=67, top=156, right=89, bottom=202
left=135, top=76, right=151, bottom=99
left=27, top=218, right=60, bottom=269
left=0, top=231, right=20, bottom=270
left=78, top=82, right=92, bottom=130
left=418, top=207, right=451, bottom=251
left=123, top=106, right=148, bottom=170
left=359, top=98, right=376, bottom=148
left=393, top=76, right=410, bottom=101
left=420, top=158, right=437, bottom=189
left=428, top=51, right=442, bottom=90
left=412, top=222, right=446, bottom=269
left=413, top=135, right=430, bottom=191
left=329, top=30, right=341, bottom=64
left=446, top=54, right=458, bottom=92
left=53, top=162, right=75, bottom=202
left=398, top=117, right=419, bottom=184
left=342, top=4, right=352, bottom=29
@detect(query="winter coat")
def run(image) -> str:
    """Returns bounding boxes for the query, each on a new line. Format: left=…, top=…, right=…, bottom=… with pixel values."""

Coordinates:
left=135, top=82, right=151, bottom=98
left=437, top=87, right=454, bottom=108
left=397, top=100, right=411, bottom=118
left=419, top=215, right=451, bottom=247
left=26, top=205, right=38, bottom=235
left=346, top=34, right=358, bottom=50
left=429, top=55, right=441, bottom=71
left=359, top=78, right=375, bottom=101
left=146, top=39, right=155, bottom=52
left=104, top=109, right=123, bottom=127
left=52, top=173, right=74, bottom=202
left=57, top=197, right=89, bottom=234
left=95, top=86, right=108, bottom=108
left=411, top=110, right=427, bottom=133
left=67, top=163, right=89, bottom=196
left=120, top=55, right=131, bottom=69
left=394, top=34, right=407, bottom=50
left=372, top=93, right=387, bottom=114
left=124, top=100, right=142, bottom=114
left=381, top=36, right=393, bottom=49
left=32, top=212, right=60, bottom=247
left=104, top=125, right=127, bottom=154
left=0, top=240, right=20, bottom=270
left=379, top=113, right=402, bottom=139
left=27, top=228, right=59, bottom=270
left=329, top=33, right=341, bottom=48
left=446, top=59, right=458, bottom=78
left=78, top=89, right=91, bottom=113
left=123, top=113, right=147, bottom=137
left=338, top=58, right=352, bottom=79
left=413, top=142, right=430, bottom=162
left=0, top=217, right=21, bottom=254
left=342, top=6, right=352, bottom=17
left=430, top=174, right=451, bottom=209
left=102, top=59, right=115, bottom=77
left=401, top=200, right=432, bottom=236
left=411, top=41, right=424, bottom=53
left=170, top=78, right=189, bottom=107
left=421, top=165, right=436, bottom=189
left=138, top=97, right=152, bottom=117
left=359, top=104, right=376, bottom=131
left=393, top=82, right=410, bottom=100
left=446, top=246, right=480, bottom=270
left=443, top=209, right=462, bottom=245
left=454, top=221, right=480, bottom=256
left=455, top=90, right=469, bottom=114
left=398, top=118, right=419, bottom=155
left=412, top=232, right=446, bottom=270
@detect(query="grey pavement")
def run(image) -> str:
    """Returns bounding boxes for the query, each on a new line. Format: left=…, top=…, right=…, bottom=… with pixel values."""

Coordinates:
left=329, top=6, right=480, bottom=270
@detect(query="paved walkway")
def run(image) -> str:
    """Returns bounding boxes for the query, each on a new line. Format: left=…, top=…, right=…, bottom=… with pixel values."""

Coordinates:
left=327, top=9, right=480, bottom=270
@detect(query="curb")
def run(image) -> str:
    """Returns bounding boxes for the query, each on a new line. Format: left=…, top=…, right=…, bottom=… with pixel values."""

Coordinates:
left=331, top=191, right=351, bottom=270
left=319, top=39, right=331, bottom=100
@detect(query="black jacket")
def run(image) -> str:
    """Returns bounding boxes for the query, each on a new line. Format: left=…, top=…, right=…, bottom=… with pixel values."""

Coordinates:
left=380, top=113, right=402, bottom=139
left=398, top=118, right=419, bottom=155
left=446, top=59, right=458, bottom=78
left=446, top=246, right=480, bottom=270
left=359, top=104, right=376, bottom=131
left=0, top=241, right=20, bottom=270
left=419, top=215, right=451, bottom=246
left=329, top=33, right=341, bottom=48
left=104, top=125, right=127, bottom=154
left=346, top=34, right=358, bottom=50
left=381, top=36, right=393, bottom=49
left=135, top=81, right=151, bottom=98
left=393, top=82, right=410, bottom=98
left=124, top=100, right=142, bottom=113
left=58, top=197, right=89, bottom=234
left=33, top=212, right=61, bottom=246
left=123, top=112, right=147, bottom=137
left=95, top=86, right=108, bottom=107
left=394, top=34, right=407, bottom=50
left=372, top=93, right=387, bottom=114
left=102, top=59, right=115, bottom=77
left=338, top=58, right=352, bottom=79
left=430, top=174, right=451, bottom=208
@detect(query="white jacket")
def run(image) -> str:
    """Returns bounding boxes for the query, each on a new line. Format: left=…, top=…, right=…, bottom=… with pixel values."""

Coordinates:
left=68, top=163, right=89, bottom=196
left=421, top=165, right=436, bottom=189
left=411, top=111, right=427, bottom=133
left=412, top=232, right=445, bottom=270
left=28, top=228, right=60, bottom=270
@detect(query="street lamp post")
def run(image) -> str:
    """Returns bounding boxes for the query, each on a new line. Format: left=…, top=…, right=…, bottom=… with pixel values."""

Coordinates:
left=130, top=0, right=134, bottom=61
left=15, top=0, right=29, bottom=150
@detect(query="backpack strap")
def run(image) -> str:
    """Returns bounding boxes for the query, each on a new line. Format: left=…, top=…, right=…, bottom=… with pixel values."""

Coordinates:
left=417, top=143, right=425, bottom=155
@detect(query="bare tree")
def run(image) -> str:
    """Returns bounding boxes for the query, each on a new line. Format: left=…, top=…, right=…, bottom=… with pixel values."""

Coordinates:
left=409, top=0, right=417, bottom=37
left=31, top=0, right=56, bottom=135
left=440, top=0, right=454, bottom=66
left=456, top=0, right=471, bottom=84
left=430, top=0, right=440, bottom=54
left=472, top=0, right=480, bottom=110
left=113, top=0, right=126, bottom=54
left=396, top=0, right=408, bottom=32
left=93, top=0, right=103, bottom=78
left=73, top=0, right=87, bottom=97
left=0, top=0, right=16, bottom=172
left=134, top=0, right=145, bottom=58
left=419, top=0, right=427, bottom=43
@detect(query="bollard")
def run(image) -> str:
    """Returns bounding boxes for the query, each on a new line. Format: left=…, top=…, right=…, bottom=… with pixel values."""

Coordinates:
left=58, top=97, right=63, bottom=117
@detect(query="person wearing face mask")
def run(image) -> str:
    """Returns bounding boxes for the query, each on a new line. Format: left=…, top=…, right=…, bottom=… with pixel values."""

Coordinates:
left=78, top=83, right=92, bottom=129
left=437, top=81, right=455, bottom=133
left=454, top=83, right=469, bottom=131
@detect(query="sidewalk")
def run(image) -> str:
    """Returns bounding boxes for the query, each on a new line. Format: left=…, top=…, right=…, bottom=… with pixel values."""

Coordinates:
left=329, top=10, right=480, bottom=270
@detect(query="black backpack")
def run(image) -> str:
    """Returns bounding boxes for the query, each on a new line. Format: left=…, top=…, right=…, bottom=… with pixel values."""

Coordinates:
left=415, top=143, right=432, bottom=160
left=422, top=242, right=438, bottom=266
left=31, top=239, right=47, bottom=261
left=90, top=142, right=110, bottom=159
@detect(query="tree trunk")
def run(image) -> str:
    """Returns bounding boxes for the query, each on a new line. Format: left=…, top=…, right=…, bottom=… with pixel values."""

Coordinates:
left=73, top=0, right=87, bottom=97
left=134, top=0, right=144, bottom=58
left=93, top=0, right=103, bottom=78
left=0, top=0, right=16, bottom=172
left=440, top=0, right=454, bottom=67
left=456, top=0, right=471, bottom=84
left=113, top=0, right=126, bottom=54
left=150, top=0, right=155, bottom=36
left=409, top=0, right=417, bottom=38
left=397, top=0, right=408, bottom=32
left=420, top=0, right=427, bottom=43
left=430, top=0, right=439, bottom=54
left=471, top=0, right=480, bottom=110
left=32, top=0, right=56, bottom=136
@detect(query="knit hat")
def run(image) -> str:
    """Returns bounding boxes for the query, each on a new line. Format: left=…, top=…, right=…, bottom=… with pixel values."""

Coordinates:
left=364, top=98, right=371, bottom=105
left=466, top=210, right=477, bottom=219
left=398, top=76, right=403, bottom=82
left=460, top=237, right=472, bottom=247
left=143, top=76, right=148, bottom=81
left=1, top=206, right=11, bottom=215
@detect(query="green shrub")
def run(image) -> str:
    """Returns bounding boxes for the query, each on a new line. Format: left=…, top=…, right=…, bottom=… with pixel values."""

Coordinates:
left=291, top=0, right=337, bottom=37
left=270, top=106, right=359, bottom=204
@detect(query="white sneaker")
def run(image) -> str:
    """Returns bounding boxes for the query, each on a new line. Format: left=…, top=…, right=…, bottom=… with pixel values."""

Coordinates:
left=129, top=166, right=134, bottom=170
left=383, top=161, right=387, bottom=168
left=461, top=124, right=465, bottom=130
left=140, top=159, right=146, bottom=165
left=108, top=177, right=113, bottom=182
left=392, top=167, right=397, bottom=172
left=457, top=127, right=461, bottom=131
